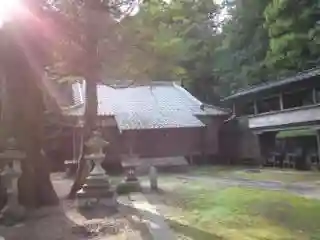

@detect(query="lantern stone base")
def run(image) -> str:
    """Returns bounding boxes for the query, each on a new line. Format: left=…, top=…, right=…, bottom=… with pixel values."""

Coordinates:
left=76, top=173, right=117, bottom=208
left=76, top=187, right=117, bottom=208
left=0, top=204, right=26, bottom=226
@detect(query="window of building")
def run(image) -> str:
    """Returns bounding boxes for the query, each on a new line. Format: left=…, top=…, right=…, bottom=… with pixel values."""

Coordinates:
left=234, top=101, right=255, bottom=116
left=283, top=89, right=314, bottom=109
left=241, top=102, right=255, bottom=115
left=315, top=88, right=320, bottom=103
left=256, top=96, right=280, bottom=114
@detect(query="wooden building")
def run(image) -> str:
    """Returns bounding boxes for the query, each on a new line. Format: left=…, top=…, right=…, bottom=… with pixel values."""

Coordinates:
left=47, top=81, right=230, bottom=170
left=223, top=67, right=320, bottom=169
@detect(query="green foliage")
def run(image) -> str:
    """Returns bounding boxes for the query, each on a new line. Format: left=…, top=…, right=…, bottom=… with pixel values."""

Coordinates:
left=128, top=0, right=320, bottom=98
left=126, top=0, right=276, bottom=99
left=124, top=0, right=223, bottom=102
left=264, top=0, right=320, bottom=70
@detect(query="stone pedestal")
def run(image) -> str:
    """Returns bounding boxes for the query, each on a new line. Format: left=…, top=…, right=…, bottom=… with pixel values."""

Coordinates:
left=117, top=167, right=141, bottom=194
left=77, top=155, right=116, bottom=208
left=76, top=131, right=116, bottom=208
left=118, top=153, right=141, bottom=194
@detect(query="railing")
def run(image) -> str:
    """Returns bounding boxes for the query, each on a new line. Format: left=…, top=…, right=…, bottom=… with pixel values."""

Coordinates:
left=242, top=104, right=320, bottom=129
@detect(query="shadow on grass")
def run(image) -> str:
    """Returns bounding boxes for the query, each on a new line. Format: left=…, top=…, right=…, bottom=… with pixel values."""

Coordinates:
left=168, top=219, right=224, bottom=240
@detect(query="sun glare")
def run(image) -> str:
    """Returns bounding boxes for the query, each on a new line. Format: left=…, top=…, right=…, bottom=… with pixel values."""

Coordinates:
left=0, top=0, right=24, bottom=25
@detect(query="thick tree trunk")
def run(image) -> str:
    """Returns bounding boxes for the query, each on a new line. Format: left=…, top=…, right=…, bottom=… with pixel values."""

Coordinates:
left=18, top=74, right=59, bottom=207
left=4, top=59, right=59, bottom=208
left=0, top=2, right=59, bottom=208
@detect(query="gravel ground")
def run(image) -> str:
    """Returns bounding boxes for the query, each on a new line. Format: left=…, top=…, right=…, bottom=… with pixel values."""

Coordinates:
left=0, top=173, right=151, bottom=240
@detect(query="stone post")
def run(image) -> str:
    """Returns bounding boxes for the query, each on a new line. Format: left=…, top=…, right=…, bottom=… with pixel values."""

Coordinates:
left=149, top=166, right=158, bottom=191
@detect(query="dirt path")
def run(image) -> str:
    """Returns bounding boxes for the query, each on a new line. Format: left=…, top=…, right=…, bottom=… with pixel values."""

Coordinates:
left=173, top=174, right=320, bottom=199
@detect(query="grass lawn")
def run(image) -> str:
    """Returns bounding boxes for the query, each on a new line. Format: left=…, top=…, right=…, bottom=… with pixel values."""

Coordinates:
left=191, top=165, right=320, bottom=183
left=154, top=179, right=320, bottom=240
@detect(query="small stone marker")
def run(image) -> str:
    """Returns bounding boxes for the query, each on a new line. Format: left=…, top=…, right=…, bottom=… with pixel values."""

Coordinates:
left=149, top=166, right=158, bottom=191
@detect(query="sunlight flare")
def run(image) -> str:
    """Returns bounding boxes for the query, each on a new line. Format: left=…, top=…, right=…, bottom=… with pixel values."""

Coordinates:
left=0, top=0, right=25, bottom=25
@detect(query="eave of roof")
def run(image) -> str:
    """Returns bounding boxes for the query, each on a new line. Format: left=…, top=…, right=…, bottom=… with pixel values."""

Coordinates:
left=223, top=67, right=320, bottom=102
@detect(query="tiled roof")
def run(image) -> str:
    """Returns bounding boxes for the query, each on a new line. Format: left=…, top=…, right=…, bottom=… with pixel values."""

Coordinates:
left=115, top=111, right=204, bottom=130
left=66, top=81, right=228, bottom=130
left=223, top=67, right=320, bottom=101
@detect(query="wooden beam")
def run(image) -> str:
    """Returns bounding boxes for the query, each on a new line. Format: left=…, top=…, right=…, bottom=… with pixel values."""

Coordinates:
left=232, top=103, right=236, bottom=115
left=316, top=130, right=320, bottom=162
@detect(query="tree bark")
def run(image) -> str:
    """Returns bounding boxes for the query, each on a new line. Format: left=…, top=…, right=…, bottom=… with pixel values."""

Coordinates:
left=68, top=37, right=99, bottom=199
left=4, top=52, right=59, bottom=208
left=68, top=1, right=100, bottom=199
left=68, top=77, right=98, bottom=199
left=18, top=71, right=59, bottom=207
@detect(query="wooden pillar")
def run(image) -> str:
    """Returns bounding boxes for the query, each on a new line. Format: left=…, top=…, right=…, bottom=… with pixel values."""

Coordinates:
left=312, top=88, right=317, bottom=104
left=316, top=130, right=320, bottom=164
left=279, top=93, right=284, bottom=110
left=253, top=100, right=258, bottom=114
left=72, top=127, right=76, bottom=160
left=232, top=103, right=236, bottom=115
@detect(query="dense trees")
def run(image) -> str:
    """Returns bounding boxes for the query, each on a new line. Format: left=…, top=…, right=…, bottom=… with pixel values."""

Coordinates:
left=122, top=0, right=223, bottom=102
left=126, top=0, right=320, bottom=99
left=264, top=0, right=320, bottom=71
left=214, top=0, right=271, bottom=95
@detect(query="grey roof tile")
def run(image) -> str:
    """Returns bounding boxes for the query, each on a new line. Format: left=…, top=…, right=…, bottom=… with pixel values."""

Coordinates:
left=66, top=81, right=227, bottom=130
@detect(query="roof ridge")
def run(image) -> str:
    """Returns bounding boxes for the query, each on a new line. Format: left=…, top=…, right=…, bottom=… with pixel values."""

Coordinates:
left=172, top=83, right=203, bottom=107
left=224, top=66, right=320, bottom=101
left=203, top=103, right=231, bottom=113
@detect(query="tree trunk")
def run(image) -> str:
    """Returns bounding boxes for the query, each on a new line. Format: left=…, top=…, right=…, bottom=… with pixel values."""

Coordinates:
left=4, top=56, right=59, bottom=208
left=0, top=2, right=59, bottom=208
left=19, top=72, right=59, bottom=207
left=68, top=1, right=101, bottom=199
left=68, top=78, right=98, bottom=198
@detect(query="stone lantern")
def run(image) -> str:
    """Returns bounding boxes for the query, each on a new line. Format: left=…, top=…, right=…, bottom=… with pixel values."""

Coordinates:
left=119, top=149, right=141, bottom=193
left=0, top=137, right=26, bottom=224
left=76, top=131, right=116, bottom=208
